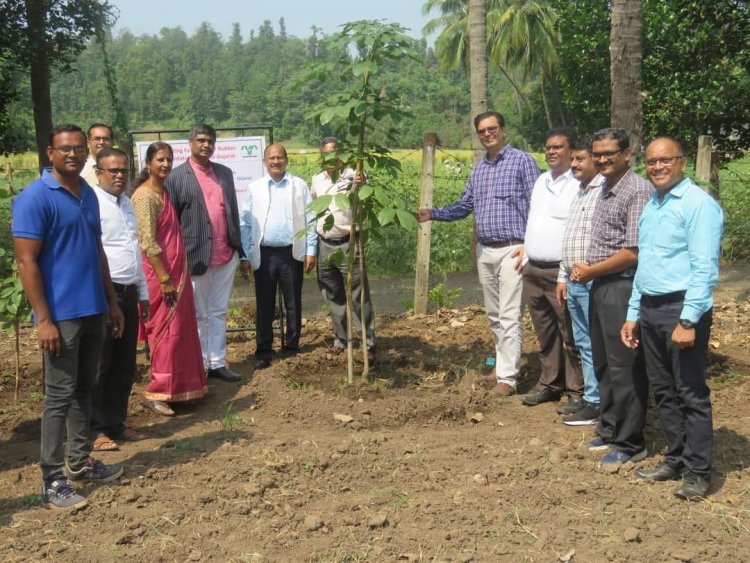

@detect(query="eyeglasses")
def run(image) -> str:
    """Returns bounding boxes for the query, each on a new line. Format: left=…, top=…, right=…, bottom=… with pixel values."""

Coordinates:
left=591, top=149, right=624, bottom=161
left=545, top=144, right=567, bottom=152
left=476, top=126, right=500, bottom=136
left=89, top=136, right=111, bottom=143
left=97, top=167, right=129, bottom=176
left=51, top=145, right=87, bottom=155
left=645, top=156, right=684, bottom=168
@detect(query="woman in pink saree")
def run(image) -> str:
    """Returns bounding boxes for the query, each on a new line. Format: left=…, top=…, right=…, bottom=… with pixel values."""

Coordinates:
left=132, top=142, right=206, bottom=416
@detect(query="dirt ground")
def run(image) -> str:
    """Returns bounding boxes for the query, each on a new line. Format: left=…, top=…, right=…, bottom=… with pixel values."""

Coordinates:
left=0, top=267, right=749, bottom=562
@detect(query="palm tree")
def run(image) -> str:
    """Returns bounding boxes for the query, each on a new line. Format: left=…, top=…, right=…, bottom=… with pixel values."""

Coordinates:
left=423, top=0, right=563, bottom=126
left=469, top=0, right=488, bottom=162
left=610, top=0, right=643, bottom=157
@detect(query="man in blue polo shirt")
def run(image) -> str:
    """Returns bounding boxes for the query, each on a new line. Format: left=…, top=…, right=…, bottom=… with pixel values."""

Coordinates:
left=621, top=137, right=723, bottom=501
left=12, top=124, right=125, bottom=511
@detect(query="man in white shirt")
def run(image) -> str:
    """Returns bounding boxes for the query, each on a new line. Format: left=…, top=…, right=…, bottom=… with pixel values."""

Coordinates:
left=311, top=137, right=375, bottom=361
left=90, top=148, right=149, bottom=451
left=519, top=128, right=584, bottom=412
left=80, top=123, right=114, bottom=186
left=240, top=144, right=317, bottom=370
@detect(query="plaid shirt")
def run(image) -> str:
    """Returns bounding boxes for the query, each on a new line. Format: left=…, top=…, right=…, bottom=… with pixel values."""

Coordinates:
left=586, top=169, right=653, bottom=275
left=431, top=145, right=540, bottom=244
left=559, top=174, right=605, bottom=281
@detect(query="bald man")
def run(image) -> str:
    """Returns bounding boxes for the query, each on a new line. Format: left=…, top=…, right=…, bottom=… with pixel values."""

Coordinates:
left=621, top=137, right=723, bottom=500
left=240, top=144, right=317, bottom=370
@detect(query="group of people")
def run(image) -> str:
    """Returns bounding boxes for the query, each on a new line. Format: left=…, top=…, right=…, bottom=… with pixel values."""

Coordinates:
left=11, top=122, right=375, bottom=511
left=418, top=112, right=723, bottom=501
left=11, top=111, right=722, bottom=511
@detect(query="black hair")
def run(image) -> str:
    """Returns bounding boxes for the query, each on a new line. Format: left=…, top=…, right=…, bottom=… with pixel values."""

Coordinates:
left=87, top=123, right=113, bottom=139
left=473, top=111, right=506, bottom=129
left=132, top=142, right=173, bottom=190
left=570, top=135, right=593, bottom=153
left=95, top=147, right=128, bottom=167
left=592, top=127, right=630, bottom=150
left=48, top=124, right=86, bottom=147
left=546, top=126, right=577, bottom=146
left=188, top=123, right=217, bottom=141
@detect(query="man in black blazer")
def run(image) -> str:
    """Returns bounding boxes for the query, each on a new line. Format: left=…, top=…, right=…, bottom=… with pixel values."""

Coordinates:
left=165, top=124, right=244, bottom=382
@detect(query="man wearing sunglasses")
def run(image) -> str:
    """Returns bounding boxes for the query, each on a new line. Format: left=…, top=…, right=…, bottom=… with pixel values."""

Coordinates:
left=417, top=111, right=540, bottom=397
left=81, top=123, right=114, bottom=186
left=90, top=148, right=150, bottom=452
left=621, top=137, right=723, bottom=500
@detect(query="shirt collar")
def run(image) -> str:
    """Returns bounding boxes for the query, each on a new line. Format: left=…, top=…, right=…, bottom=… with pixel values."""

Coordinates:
left=603, top=168, right=635, bottom=196
left=93, top=184, right=119, bottom=203
left=41, top=169, right=91, bottom=194
left=189, top=158, right=213, bottom=174
left=581, top=173, right=605, bottom=192
left=268, top=172, right=290, bottom=188
left=485, top=144, right=512, bottom=164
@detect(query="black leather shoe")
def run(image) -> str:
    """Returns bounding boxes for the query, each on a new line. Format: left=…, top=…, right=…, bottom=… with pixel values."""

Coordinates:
left=522, top=386, right=562, bottom=406
left=254, top=358, right=271, bottom=371
left=675, top=473, right=710, bottom=501
left=207, top=366, right=242, bottom=382
left=635, top=463, right=682, bottom=482
left=556, top=396, right=584, bottom=415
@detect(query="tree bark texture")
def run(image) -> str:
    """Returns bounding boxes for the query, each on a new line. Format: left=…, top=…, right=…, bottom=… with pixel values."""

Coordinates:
left=25, top=0, right=53, bottom=171
left=610, top=0, right=643, bottom=159
left=469, top=0, right=488, bottom=165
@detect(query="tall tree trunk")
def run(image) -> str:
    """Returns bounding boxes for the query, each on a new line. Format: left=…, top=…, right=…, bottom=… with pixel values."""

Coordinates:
left=541, top=77, right=553, bottom=129
left=610, top=0, right=643, bottom=160
left=469, top=0, right=487, bottom=270
left=469, top=0, right=488, bottom=164
left=25, top=0, right=53, bottom=172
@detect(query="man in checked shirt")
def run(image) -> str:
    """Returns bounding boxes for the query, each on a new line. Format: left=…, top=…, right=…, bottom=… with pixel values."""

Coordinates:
left=418, top=111, right=540, bottom=396
left=570, top=128, right=653, bottom=466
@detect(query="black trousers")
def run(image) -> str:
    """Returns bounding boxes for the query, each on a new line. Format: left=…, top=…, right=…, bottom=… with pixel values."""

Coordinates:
left=254, top=245, right=304, bottom=360
left=590, top=277, right=648, bottom=454
left=90, top=285, right=139, bottom=437
left=640, top=298, right=713, bottom=478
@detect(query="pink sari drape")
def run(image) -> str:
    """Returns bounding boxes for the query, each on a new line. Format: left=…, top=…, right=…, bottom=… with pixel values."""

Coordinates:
left=142, top=192, right=207, bottom=402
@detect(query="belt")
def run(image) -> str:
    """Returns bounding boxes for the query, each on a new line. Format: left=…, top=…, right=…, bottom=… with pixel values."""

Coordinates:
left=112, top=282, right=137, bottom=293
left=319, top=234, right=353, bottom=246
left=594, top=273, right=634, bottom=284
left=641, top=291, right=686, bottom=307
left=482, top=239, right=523, bottom=249
left=528, top=259, right=560, bottom=269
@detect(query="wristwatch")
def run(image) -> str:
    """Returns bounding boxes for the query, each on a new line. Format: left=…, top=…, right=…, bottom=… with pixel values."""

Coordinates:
left=679, top=319, right=696, bottom=330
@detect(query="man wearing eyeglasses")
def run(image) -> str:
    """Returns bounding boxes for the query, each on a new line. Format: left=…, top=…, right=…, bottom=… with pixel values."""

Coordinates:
left=519, top=127, right=584, bottom=413
left=417, top=111, right=540, bottom=397
left=81, top=123, right=114, bottom=186
left=570, top=127, right=652, bottom=466
left=621, top=137, right=723, bottom=500
left=12, top=124, right=125, bottom=511
left=89, top=147, right=150, bottom=452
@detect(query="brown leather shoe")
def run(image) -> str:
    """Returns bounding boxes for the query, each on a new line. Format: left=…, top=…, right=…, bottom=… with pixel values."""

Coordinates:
left=489, top=382, right=516, bottom=396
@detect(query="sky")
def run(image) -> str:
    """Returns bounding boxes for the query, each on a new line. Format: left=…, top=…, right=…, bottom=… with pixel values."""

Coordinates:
left=110, top=0, right=436, bottom=42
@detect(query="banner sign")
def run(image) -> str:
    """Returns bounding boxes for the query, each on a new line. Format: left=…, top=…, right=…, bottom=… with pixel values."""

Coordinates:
left=135, top=136, right=266, bottom=198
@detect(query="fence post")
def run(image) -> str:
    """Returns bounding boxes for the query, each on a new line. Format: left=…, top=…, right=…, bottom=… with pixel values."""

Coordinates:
left=414, top=133, right=438, bottom=315
left=695, top=135, right=712, bottom=184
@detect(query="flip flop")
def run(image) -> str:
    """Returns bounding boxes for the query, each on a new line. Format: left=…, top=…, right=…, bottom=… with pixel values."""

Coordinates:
left=91, top=435, right=120, bottom=451
left=142, top=397, right=175, bottom=417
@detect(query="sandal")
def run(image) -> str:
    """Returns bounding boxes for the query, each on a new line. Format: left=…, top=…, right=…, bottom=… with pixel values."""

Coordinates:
left=91, top=435, right=120, bottom=451
left=142, top=397, right=175, bottom=417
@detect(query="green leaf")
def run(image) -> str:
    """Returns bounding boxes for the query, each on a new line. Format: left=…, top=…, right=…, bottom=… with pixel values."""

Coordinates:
left=377, top=208, right=396, bottom=226
left=358, top=184, right=374, bottom=200
left=334, top=194, right=351, bottom=211
left=308, top=195, right=333, bottom=215
left=395, top=209, right=419, bottom=230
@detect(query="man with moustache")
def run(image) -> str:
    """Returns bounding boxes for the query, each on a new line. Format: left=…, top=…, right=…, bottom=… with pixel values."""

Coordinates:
left=417, top=111, right=540, bottom=397
left=519, top=127, right=584, bottom=413
left=166, top=123, right=245, bottom=382
left=240, top=144, right=317, bottom=370
left=571, top=128, right=652, bottom=465
left=556, top=137, right=606, bottom=426
left=89, top=147, right=149, bottom=451
left=621, top=137, right=723, bottom=500
left=13, top=124, right=125, bottom=511
left=81, top=123, right=114, bottom=186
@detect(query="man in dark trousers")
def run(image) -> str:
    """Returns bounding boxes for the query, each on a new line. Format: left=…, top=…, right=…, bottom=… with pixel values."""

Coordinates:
left=166, top=124, right=245, bottom=382
left=13, top=124, right=125, bottom=511
left=621, top=137, right=723, bottom=500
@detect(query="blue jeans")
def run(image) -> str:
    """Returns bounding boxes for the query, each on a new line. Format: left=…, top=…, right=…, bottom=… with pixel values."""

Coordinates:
left=567, top=280, right=599, bottom=406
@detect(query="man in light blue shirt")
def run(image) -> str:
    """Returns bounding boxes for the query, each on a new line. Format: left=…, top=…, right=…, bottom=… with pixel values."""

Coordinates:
left=240, top=144, right=317, bottom=370
left=621, top=137, right=723, bottom=501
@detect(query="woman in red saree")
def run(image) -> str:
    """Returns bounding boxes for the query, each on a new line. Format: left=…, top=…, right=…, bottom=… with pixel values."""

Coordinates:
left=132, top=142, right=206, bottom=415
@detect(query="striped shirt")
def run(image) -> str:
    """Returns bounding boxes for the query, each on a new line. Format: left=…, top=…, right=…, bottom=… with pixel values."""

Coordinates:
left=559, top=174, right=605, bottom=281
left=586, top=169, right=652, bottom=275
left=430, top=145, right=540, bottom=244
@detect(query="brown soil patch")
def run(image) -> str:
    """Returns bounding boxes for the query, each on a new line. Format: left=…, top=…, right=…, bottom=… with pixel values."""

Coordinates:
left=1, top=277, right=749, bottom=562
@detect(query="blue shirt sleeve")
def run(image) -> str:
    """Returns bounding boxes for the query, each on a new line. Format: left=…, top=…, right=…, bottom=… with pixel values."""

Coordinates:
left=12, top=187, right=48, bottom=240
left=430, top=174, right=475, bottom=222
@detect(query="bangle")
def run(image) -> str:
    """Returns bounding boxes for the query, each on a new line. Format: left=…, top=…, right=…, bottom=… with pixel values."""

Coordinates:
left=159, top=274, right=170, bottom=284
